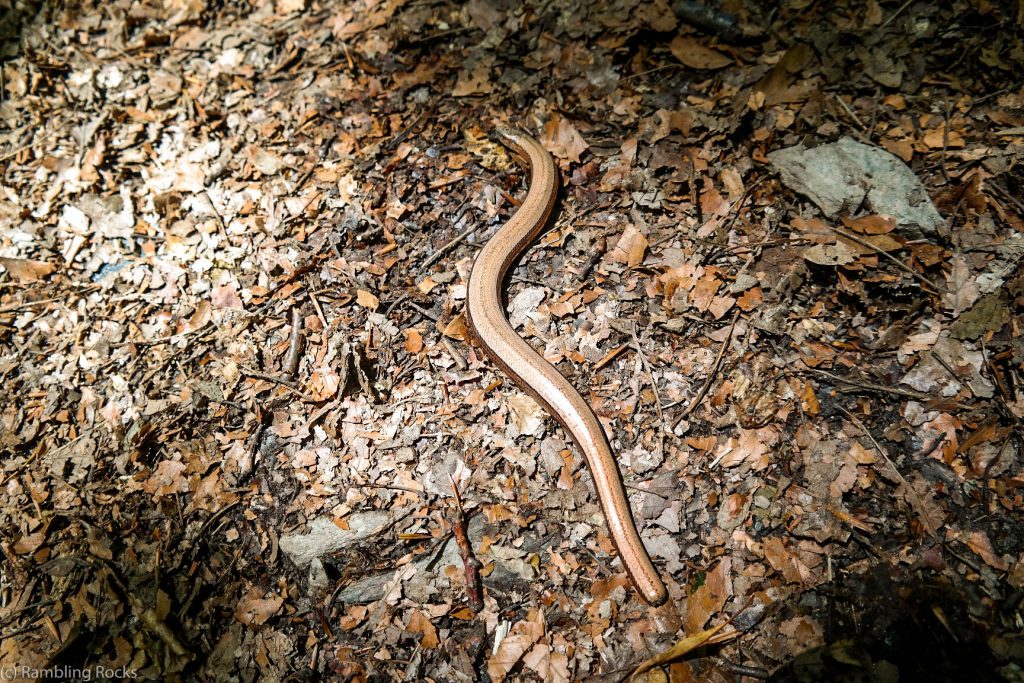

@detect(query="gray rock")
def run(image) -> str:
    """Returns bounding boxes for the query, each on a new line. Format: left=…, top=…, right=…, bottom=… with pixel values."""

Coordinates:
left=768, top=136, right=943, bottom=236
left=279, top=511, right=392, bottom=569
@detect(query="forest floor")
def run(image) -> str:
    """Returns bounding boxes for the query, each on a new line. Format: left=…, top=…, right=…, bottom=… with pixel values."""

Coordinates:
left=0, top=0, right=1023, bottom=681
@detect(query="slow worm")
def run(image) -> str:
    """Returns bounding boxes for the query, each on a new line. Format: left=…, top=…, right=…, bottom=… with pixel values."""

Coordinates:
left=465, top=129, right=668, bottom=606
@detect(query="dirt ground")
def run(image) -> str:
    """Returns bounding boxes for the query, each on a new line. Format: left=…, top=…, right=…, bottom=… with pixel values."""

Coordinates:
left=0, top=0, right=1022, bottom=681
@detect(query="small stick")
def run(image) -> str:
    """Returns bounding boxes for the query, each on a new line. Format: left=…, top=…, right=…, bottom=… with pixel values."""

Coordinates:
left=834, top=94, right=867, bottom=132
left=0, top=297, right=63, bottom=313
left=677, top=310, right=740, bottom=423
left=405, top=300, right=438, bottom=322
left=835, top=406, right=938, bottom=537
left=879, top=0, right=915, bottom=28
left=202, top=188, right=229, bottom=239
left=0, top=124, right=63, bottom=163
left=240, top=366, right=318, bottom=402
left=357, top=482, right=425, bottom=495
left=441, top=338, right=468, bottom=371
left=419, top=220, right=480, bottom=273
left=828, top=224, right=941, bottom=292
left=941, top=96, right=952, bottom=185
left=805, top=367, right=971, bottom=408
left=283, top=307, right=305, bottom=381
left=629, top=326, right=667, bottom=457
left=307, top=288, right=329, bottom=332
left=450, top=475, right=484, bottom=612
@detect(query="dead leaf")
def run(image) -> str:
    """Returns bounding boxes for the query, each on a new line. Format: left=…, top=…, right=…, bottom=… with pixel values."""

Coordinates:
left=234, top=586, right=284, bottom=626
left=452, top=63, right=495, bottom=97
left=406, top=610, right=439, bottom=648
left=356, top=289, right=379, bottom=310
left=669, top=35, right=732, bottom=70
left=607, top=225, right=648, bottom=267
left=684, top=558, right=732, bottom=633
left=630, top=619, right=737, bottom=680
left=309, top=365, right=341, bottom=401
left=443, top=314, right=469, bottom=341
left=965, top=530, right=1009, bottom=571
left=507, top=393, right=545, bottom=436
left=842, top=214, right=896, bottom=235
left=403, top=329, right=423, bottom=353
left=753, top=43, right=814, bottom=106
left=542, top=117, right=588, bottom=164
left=804, top=242, right=856, bottom=266
left=487, top=611, right=545, bottom=682
left=0, top=257, right=56, bottom=282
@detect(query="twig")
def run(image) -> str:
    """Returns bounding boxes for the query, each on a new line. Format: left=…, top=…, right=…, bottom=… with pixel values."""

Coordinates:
left=828, top=224, right=941, bottom=292
left=805, top=367, right=971, bottom=408
left=450, top=475, right=484, bottom=612
left=385, top=103, right=437, bottom=150
left=629, top=326, right=666, bottom=458
left=418, top=219, right=480, bottom=273
left=358, top=482, right=425, bottom=495
left=405, top=300, right=438, bottom=322
left=941, top=96, right=952, bottom=185
left=0, top=297, right=64, bottom=313
left=441, top=338, right=468, bottom=371
left=835, top=406, right=938, bottom=537
left=111, top=320, right=213, bottom=347
left=671, top=0, right=745, bottom=41
left=239, top=366, right=318, bottom=402
left=622, top=64, right=684, bottom=83
left=283, top=307, right=305, bottom=381
left=0, top=124, right=64, bottom=163
left=719, top=659, right=770, bottom=679
left=944, top=541, right=983, bottom=573
left=676, top=310, right=740, bottom=423
left=308, top=287, right=329, bottom=332
left=202, top=188, right=228, bottom=240
left=879, top=0, right=915, bottom=29
left=834, top=94, right=867, bottom=132
left=0, top=623, right=41, bottom=642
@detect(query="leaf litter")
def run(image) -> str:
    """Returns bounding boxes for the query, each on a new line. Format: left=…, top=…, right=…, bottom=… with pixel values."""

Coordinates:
left=0, top=0, right=1022, bottom=681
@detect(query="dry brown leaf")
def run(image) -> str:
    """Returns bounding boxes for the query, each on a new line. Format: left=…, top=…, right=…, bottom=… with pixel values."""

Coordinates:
left=542, top=117, right=588, bottom=164
left=452, top=63, right=495, bottom=97
left=403, top=328, right=423, bottom=354
left=923, top=124, right=965, bottom=149
left=683, top=558, right=732, bottom=633
left=630, top=619, right=737, bottom=680
left=211, top=282, right=244, bottom=309
left=407, top=609, right=439, bottom=648
left=689, top=273, right=722, bottom=312
left=185, top=300, right=212, bottom=333
left=233, top=586, right=284, bottom=626
left=487, top=611, right=545, bottom=682
left=599, top=138, right=639, bottom=189
left=668, top=35, right=732, bottom=70
left=842, top=214, right=896, bottom=235
left=753, top=43, right=814, bottom=106
left=652, top=109, right=694, bottom=141
left=607, top=225, right=649, bottom=267
left=443, top=313, right=469, bottom=341
left=507, top=393, right=544, bottom=436
left=275, top=0, right=306, bottom=13
left=308, top=365, right=341, bottom=401
left=965, top=530, right=1009, bottom=571
left=804, top=242, right=856, bottom=266
left=898, top=474, right=945, bottom=536
left=356, top=289, right=379, bottom=310
left=763, top=537, right=813, bottom=584
left=942, top=254, right=979, bottom=315
left=523, top=642, right=570, bottom=683
left=0, top=257, right=56, bottom=282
